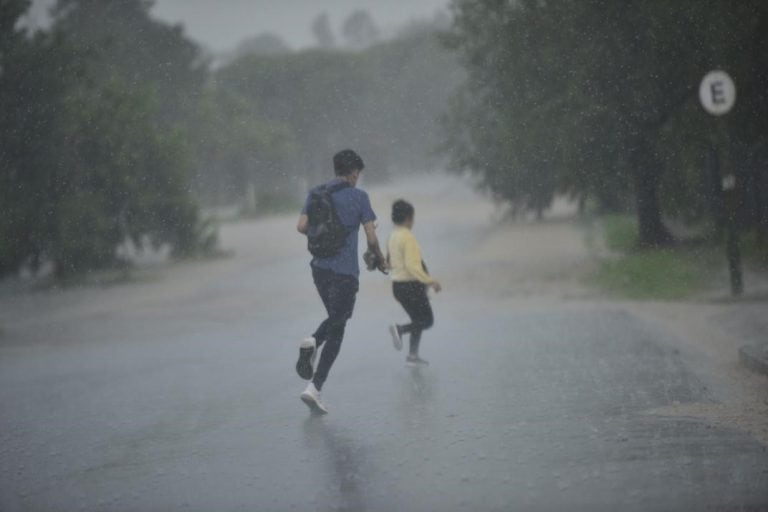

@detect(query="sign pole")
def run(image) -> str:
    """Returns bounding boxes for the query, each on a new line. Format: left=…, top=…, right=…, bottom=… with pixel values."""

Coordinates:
left=699, top=70, right=742, bottom=296
left=721, top=171, right=743, bottom=295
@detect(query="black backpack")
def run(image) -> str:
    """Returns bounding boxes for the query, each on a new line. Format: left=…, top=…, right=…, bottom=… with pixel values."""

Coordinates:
left=306, top=181, right=351, bottom=258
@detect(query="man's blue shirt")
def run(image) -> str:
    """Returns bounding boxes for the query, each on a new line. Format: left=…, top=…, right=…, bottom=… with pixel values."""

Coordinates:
left=302, top=178, right=377, bottom=277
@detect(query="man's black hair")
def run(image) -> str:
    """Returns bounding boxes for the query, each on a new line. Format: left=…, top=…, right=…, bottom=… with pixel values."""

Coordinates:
left=333, top=149, right=365, bottom=176
left=391, top=199, right=414, bottom=225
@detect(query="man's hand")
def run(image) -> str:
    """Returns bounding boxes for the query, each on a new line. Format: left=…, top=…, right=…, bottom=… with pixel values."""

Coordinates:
left=431, top=280, right=442, bottom=293
left=363, top=221, right=388, bottom=273
left=363, top=249, right=388, bottom=274
left=297, top=214, right=309, bottom=235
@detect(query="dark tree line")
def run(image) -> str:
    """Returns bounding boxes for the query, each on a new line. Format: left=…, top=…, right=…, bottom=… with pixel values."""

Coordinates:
left=211, top=16, right=463, bottom=196
left=1, top=2, right=462, bottom=278
left=0, top=0, right=214, bottom=277
left=444, top=0, right=768, bottom=247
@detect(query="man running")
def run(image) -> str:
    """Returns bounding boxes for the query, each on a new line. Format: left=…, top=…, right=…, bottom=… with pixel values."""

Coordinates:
left=295, top=149, right=387, bottom=414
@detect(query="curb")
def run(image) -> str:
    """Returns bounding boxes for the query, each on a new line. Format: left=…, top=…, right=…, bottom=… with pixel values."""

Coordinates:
left=739, top=343, right=768, bottom=377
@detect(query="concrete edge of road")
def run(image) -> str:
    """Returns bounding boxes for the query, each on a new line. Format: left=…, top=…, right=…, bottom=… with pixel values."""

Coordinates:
left=739, top=342, right=768, bottom=377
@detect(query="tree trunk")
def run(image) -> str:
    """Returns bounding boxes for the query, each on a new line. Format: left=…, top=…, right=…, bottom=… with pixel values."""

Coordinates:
left=630, top=139, right=673, bottom=247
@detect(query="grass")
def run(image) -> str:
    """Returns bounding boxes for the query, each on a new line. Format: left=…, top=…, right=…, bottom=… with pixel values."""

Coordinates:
left=741, top=229, right=768, bottom=270
left=593, top=247, right=719, bottom=300
left=592, top=214, right=722, bottom=300
left=602, top=214, right=639, bottom=252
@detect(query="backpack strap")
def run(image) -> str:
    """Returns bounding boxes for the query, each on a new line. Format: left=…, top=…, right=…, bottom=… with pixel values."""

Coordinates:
left=325, top=180, right=351, bottom=194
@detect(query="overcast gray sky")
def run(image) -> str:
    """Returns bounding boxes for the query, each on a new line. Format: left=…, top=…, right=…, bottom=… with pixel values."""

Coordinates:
left=151, top=0, right=451, bottom=52
left=26, top=0, right=450, bottom=53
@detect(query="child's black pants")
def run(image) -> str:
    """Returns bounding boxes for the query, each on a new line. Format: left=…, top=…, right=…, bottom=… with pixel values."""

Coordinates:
left=393, top=281, right=434, bottom=355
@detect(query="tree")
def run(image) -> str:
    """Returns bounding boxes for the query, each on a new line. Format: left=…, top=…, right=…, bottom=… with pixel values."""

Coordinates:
left=0, top=0, right=215, bottom=278
left=48, top=79, right=215, bottom=275
left=216, top=18, right=462, bottom=187
left=189, top=87, right=296, bottom=209
left=341, top=10, right=379, bottom=49
left=50, top=0, right=207, bottom=126
left=0, top=0, right=30, bottom=39
left=0, top=0, right=83, bottom=275
left=312, top=12, right=335, bottom=49
left=229, top=33, right=291, bottom=61
left=444, top=0, right=768, bottom=246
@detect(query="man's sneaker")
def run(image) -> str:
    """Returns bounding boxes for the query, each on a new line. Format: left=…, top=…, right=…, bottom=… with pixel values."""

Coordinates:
left=296, top=337, right=317, bottom=380
left=389, top=325, right=403, bottom=351
left=406, top=355, right=429, bottom=367
left=300, top=383, right=328, bottom=415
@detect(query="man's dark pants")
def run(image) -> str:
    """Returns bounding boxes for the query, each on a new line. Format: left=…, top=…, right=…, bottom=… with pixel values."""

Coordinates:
left=311, top=266, right=359, bottom=390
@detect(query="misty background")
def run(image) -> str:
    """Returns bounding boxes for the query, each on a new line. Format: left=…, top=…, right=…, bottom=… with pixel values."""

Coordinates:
left=25, top=0, right=450, bottom=51
left=5, top=0, right=463, bottom=278
left=2, top=0, right=767, bottom=286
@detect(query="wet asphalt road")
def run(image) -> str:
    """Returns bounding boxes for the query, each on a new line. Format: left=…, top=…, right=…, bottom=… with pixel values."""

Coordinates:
left=1, top=177, right=767, bottom=511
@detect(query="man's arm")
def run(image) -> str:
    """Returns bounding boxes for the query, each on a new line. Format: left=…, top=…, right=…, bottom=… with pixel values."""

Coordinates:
left=297, top=214, right=309, bottom=235
left=363, top=221, right=387, bottom=270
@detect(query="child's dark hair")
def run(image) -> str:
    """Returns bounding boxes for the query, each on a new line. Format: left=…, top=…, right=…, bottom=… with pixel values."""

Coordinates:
left=333, top=149, right=365, bottom=176
left=391, top=199, right=414, bottom=225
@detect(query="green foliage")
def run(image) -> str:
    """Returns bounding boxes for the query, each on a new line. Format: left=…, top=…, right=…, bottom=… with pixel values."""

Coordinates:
left=341, top=9, right=380, bottom=49
left=53, top=80, right=215, bottom=272
left=50, top=0, right=207, bottom=126
left=0, top=0, right=30, bottom=39
left=189, top=86, right=296, bottom=207
left=0, top=0, right=215, bottom=278
left=214, top=20, right=462, bottom=189
left=445, top=0, right=768, bottom=245
left=4, top=1, right=455, bottom=279
left=218, top=49, right=372, bottom=185
left=0, top=5, right=69, bottom=275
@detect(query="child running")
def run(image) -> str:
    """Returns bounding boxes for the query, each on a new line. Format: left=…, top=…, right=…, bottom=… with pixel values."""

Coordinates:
left=387, top=199, right=442, bottom=365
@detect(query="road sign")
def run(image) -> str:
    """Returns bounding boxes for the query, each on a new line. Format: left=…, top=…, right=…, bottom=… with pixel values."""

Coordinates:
left=699, top=70, right=736, bottom=116
left=701, top=71, right=743, bottom=295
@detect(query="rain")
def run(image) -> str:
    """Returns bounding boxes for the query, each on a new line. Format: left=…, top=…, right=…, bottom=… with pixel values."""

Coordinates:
left=1, top=1, right=767, bottom=511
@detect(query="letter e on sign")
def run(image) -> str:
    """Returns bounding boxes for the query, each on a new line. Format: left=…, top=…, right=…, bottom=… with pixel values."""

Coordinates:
left=700, top=70, right=736, bottom=116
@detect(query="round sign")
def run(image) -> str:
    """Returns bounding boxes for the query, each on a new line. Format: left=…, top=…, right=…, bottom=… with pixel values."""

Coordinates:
left=699, top=70, right=736, bottom=116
